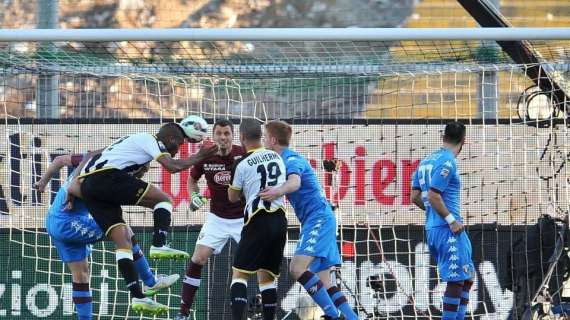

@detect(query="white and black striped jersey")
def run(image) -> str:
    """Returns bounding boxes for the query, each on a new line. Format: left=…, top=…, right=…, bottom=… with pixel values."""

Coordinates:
left=80, top=133, right=169, bottom=177
left=230, top=148, right=286, bottom=224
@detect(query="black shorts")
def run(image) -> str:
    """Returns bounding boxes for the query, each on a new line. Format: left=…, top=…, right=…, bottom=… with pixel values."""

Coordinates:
left=232, top=209, right=287, bottom=277
left=80, top=169, right=149, bottom=234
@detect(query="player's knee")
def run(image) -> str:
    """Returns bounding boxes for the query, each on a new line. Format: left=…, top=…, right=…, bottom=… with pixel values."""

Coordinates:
left=191, top=251, right=209, bottom=265
left=151, top=190, right=173, bottom=206
left=232, top=269, right=248, bottom=281
left=154, top=201, right=173, bottom=213
left=77, top=269, right=90, bottom=283
left=289, top=262, right=306, bottom=280
left=108, top=224, right=132, bottom=249
left=71, top=264, right=90, bottom=283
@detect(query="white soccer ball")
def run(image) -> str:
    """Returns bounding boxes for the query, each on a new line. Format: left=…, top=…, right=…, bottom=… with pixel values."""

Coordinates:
left=177, top=115, right=208, bottom=143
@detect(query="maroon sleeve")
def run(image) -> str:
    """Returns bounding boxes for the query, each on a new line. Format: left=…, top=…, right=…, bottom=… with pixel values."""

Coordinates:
left=70, top=153, right=85, bottom=168
left=190, top=162, right=204, bottom=181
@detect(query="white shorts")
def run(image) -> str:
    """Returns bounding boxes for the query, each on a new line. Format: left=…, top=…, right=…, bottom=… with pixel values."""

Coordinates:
left=196, top=212, right=244, bottom=254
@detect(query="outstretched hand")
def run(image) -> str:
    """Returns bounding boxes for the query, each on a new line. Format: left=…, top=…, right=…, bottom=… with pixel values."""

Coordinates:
left=34, top=179, right=48, bottom=193
left=258, top=187, right=282, bottom=202
left=449, top=220, right=464, bottom=234
left=196, top=138, right=219, bottom=159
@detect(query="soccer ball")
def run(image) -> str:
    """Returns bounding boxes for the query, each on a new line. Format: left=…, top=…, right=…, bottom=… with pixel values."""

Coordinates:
left=177, top=115, right=208, bottom=143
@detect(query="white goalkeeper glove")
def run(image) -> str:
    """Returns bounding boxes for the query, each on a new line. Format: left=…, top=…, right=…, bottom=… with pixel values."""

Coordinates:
left=189, top=192, right=207, bottom=212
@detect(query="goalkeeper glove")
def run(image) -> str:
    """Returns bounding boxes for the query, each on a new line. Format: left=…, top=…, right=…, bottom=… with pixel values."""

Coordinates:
left=189, top=192, right=207, bottom=212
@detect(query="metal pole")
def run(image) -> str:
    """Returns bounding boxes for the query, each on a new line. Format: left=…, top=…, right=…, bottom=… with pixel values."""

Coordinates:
left=477, top=0, right=500, bottom=120
left=0, top=28, right=569, bottom=42
left=36, top=0, right=59, bottom=119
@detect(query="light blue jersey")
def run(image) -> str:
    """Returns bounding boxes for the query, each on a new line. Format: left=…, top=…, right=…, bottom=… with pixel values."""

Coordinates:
left=413, top=147, right=474, bottom=282
left=281, top=148, right=330, bottom=224
left=46, top=173, right=103, bottom=263
left=281, top=148, right=341, bottom=272
left=47, top=174, right=90, bottom=219
left=412, top=148, right=461, bottom=230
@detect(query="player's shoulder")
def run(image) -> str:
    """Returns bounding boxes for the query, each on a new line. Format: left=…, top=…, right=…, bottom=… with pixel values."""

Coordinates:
left=233, top=148, right=256, bottom=170
left=282, top=148, right=306, bottom=164
left=231, top=144, right=245, bottom=156
left=130, top=132, right=154, bottom=140
left=126, top=132, right=158, bottom=146
left=438, top=150, right=456, bottom=167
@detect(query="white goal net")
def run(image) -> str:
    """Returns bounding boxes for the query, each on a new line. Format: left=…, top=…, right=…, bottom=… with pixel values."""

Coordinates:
left=0, top=29, right=569, bottom=319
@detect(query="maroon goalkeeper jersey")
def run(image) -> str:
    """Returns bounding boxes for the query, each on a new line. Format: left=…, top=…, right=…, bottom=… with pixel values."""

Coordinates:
left=190, top=145, right=245, bottom=219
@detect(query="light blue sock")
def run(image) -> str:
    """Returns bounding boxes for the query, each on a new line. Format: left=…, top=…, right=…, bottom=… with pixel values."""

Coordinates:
left=442, top=295, right=460, bottom=320
left=456, top=290, right=470, bottom=319
left=298, top=271, right=338, bottom=318
left=132, top=243, right=156, bottom=287
left=327, top=286, right=358, bottom=320
left=72, top=282, right=92, bottom=320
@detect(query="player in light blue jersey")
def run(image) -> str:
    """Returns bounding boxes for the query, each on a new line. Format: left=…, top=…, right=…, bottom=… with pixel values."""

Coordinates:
left=38, top=153, right=178, bottom=319
left=411, top=122, right=474, bottom=320
left=259, top=120, right=358, bottom=320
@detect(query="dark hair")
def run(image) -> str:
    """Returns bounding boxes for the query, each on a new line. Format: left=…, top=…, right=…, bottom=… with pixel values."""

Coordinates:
left=443, top=122, right=466, bottom=145
left=239, top=118, right=262, bottom=141
left=213, top=119, right=234, bottom=133
left=265, top=120, right=292, bottom=146
left=158, top=122, right=185, bottom=140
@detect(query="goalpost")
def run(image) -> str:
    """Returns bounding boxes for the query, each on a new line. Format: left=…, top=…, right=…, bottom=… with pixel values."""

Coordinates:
left=0, top=28, right=569, bottom=319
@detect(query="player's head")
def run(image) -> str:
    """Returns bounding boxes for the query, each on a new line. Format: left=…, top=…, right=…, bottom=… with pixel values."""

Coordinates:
left=443, top=121, right=466, bottom=155
left=157, top=122, right=186, bottom=156
left=239, top=118, right=262, bottom=150
left=263, top=120, right=292, bottom=150
left=213, top=119, right=234, bottom=152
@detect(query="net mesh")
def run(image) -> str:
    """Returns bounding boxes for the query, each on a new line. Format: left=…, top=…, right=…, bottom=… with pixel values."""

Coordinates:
left=0, top=38, right=569, bottom=319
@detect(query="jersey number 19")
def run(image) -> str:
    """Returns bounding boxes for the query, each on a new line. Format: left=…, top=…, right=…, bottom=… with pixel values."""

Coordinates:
left=252, top=162, right=282, bottom=210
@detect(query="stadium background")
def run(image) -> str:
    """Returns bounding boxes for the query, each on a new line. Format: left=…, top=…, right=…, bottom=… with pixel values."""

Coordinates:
left=1, top=0, right=570, bottom=319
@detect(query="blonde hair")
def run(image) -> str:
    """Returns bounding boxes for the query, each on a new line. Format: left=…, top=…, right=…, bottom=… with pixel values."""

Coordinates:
left=265, top=120, right=292, bottom=146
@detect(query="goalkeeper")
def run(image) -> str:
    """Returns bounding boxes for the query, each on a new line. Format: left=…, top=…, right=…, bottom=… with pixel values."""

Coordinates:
left=38, top=152, right=179, bottom=318
left=176, top=119, right=245, bottom=320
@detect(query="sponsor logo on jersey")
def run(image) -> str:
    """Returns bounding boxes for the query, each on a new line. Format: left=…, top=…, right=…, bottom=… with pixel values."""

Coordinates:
left=214, top=171, right=231, bottom=185
left=204, top=164, right=226, bottom=171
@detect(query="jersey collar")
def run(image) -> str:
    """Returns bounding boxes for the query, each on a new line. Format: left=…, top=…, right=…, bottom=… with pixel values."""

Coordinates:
left=247, top=147, right=265, bottom=153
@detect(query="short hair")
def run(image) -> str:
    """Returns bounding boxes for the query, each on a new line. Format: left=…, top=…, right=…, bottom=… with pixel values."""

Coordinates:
left=443, top=122, right=466, bottom=145
left=265, top=120, right=292, bottom=146
left=213, top=119, right=234, bottom=132
left=239, top=118, right=262, bottom=141
left=158, top=122, right=185, bottom=140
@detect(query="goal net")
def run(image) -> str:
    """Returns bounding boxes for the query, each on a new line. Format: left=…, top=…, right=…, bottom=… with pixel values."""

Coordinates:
left=0, top=29, right=569, bottom=319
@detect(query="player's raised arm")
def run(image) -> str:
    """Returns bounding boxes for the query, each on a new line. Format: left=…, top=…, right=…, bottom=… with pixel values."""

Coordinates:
left=34, top=154, right=80, bottom=193
left=35, top=149, right=103, bottom=193
left=156, top=142, right=218, bottom=174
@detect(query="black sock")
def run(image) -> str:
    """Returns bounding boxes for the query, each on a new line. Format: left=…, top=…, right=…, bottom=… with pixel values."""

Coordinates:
left=152, top=203, right=172, bottom=247
left=260, top=284, right=277, bottom=320
left=116, top=250, right=144, bottom=299
left=230, top=280, right=248, bottom=320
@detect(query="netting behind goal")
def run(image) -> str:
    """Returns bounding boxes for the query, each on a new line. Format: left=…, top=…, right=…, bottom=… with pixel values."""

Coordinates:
left=1, top=36, right=569, bottom=319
